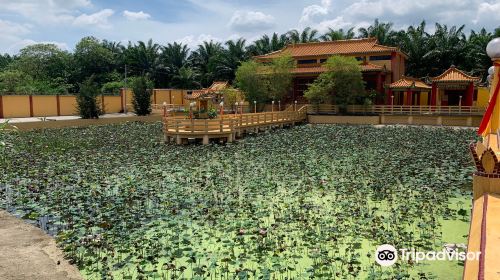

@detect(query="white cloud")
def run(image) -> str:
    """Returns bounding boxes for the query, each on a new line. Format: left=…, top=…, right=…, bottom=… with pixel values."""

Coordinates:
left=0, top=0, right=92, bottom=24
left=300, top=0, right=332, bottom=24
left=73, top=9, right=114, bottom=28
left=314, top=16, right=352, bottom=33
left=228, top=11, right=276, bottom=32
left=474, top=2, right=500, bottom=24
left=123, top=10, right=151, bottom=21
left=177, top=34, right=223, bottom=47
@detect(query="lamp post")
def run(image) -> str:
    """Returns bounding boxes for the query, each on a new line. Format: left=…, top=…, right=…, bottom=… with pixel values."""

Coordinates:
left=278, top=100, right=281, bottom=111
left=189, top=102, right=196, bottom=120
left=482, top=37, right=500, bottom=143
left=272, top=100, right=275, bottom=113
left=235, top=102, right=238, bottom=115
left=294, top=100, right=297, bottom=111
left=459, top=96, right=462, bottom=113
left=391, top=95, right=394, bottom=114
left=220, top=101, right=224, bottom=117
left=254, top=101, right=257, bottom=113
left=163, top=102, right=167, bottom=117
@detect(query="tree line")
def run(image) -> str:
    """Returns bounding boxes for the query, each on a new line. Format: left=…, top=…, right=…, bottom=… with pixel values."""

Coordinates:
left=0, top=20, right=499, bottom=95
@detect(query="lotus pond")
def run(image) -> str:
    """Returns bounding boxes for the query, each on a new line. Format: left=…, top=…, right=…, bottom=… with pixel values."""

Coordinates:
left=0, top=122, right=477, bottom=279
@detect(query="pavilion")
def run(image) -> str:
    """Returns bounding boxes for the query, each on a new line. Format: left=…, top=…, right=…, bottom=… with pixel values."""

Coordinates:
left=184, top=81, right=229, bottom=111
left=430, top=66, right=481, bottom=106
left=387, top=76, right=432, bottom=105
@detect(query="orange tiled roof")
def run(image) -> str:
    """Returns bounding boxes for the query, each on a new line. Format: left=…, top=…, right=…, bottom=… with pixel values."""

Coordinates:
left=255, top=38, right=402, bottom=60
left=185, top=81, right=229, bottom=100
left=431, top=66, right=480, bottom=83
left=292, top=62, right=386, bottom=75
left=389, top=77, right=431, bottom=90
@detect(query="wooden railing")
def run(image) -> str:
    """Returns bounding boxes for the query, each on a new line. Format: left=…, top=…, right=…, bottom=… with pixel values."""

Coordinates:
left=163, top=107, right=307, bottom=135
left=307, top=104, right=486, bottom=116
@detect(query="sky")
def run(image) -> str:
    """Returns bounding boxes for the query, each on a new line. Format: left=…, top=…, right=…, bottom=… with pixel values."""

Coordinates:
left=0, top=0, right=499, bottom=54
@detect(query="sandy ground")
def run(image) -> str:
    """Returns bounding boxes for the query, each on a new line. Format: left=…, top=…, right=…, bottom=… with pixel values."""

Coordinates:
left=0, top=112, right=138, bottom=124
left=0, top=211, right=82, bottom=280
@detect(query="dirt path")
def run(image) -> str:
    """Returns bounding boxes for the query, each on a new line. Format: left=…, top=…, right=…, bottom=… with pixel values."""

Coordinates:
left=0, top=210, right=82, bottom=280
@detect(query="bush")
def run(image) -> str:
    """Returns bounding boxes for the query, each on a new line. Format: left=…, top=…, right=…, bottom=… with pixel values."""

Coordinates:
left=304, top=56, right=366, bottom=113
left=76, top=77, right=101, bottom=119
left=131, top=76, right=153, bottom=116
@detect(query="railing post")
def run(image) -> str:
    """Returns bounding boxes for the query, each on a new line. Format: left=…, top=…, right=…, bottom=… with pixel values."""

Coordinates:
left=191, top=119, right=194, bottom=133
left=205, top=119, right=208, bottom=133
left=220, top=118, right=223, bottom=132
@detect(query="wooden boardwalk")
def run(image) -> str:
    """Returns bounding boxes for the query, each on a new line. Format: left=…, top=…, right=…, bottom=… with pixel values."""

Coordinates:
left=163, top=107, right=307, bottom=145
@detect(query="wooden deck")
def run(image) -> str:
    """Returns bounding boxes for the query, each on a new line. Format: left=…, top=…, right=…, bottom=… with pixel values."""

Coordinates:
left=163, top=107, right=307, bottom=145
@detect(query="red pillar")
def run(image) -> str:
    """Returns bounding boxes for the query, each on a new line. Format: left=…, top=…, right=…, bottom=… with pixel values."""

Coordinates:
left=29, top=95, right=34, bottom=117
left=56, top=95, right=61, bottom=116
left=465, top=82, right=474, bottom=106
left=431, top=83, right=437, bottom=106
left=0, top=95, right=3, bottom=119
left=406, top=90, right=413, bottom=105
left=391, top=52, right=397, bottom=82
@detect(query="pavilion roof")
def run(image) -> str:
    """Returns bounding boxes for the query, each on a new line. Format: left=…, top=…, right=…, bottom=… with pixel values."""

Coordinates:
left=430, top=66, right=481, bottom=83
left=185, top=81, right=229, bottom=100
left=254, top=38, right=404, bottom=60
left=389, top=77, right=431, bottom=91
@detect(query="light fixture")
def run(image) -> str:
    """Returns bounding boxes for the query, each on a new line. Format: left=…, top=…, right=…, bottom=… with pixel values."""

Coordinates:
left=486, top=38, right=500, bottom=59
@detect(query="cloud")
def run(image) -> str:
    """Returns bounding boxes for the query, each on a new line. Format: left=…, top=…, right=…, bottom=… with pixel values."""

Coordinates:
left=313, top=16, right=353, bottom=33
left=474, top=2, right=500, bottom=25
left=73, top=9, right=114, bottom=28
left=300, top=0, right=332, bottom=24
left=177, top=34, right=223, bottom=47
left=123, top=10, right=151, bottom=21
left=0, top=0, right=92, bottom=24
left=228, top=11, right=276, bottom=32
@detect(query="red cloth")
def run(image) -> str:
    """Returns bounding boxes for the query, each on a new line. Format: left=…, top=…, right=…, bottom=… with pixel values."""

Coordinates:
left=479, top=66, right=500, bottom=135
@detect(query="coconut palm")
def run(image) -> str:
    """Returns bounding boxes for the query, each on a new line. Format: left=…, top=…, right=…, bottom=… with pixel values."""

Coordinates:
left=358, top=19, right=395, bottom=45
left=161, top=42, right=190, bottom=86
left=171, top=66, right=201, bottom=89
left=320, top=28, right=355, bottom=41
left=213, top=38, right=249, bottom=81
left=247, top=33, right=289, bottom=56
left=287, top=27, right=319, bottom=43
left=125, top=39, right=162, bottom=84
left=189, top=41, right=224, bottom=87
left=423, top=23, right=467, bottom=76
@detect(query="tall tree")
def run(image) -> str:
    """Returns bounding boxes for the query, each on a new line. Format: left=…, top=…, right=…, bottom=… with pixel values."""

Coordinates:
left=125, top=39, right=162, bottom=85
left=397, top=21, right=431, bottom=77
left=214, top=38, right=248, bottom=81
left=247, top=33, right=289, bottom=56
left=423, top=23, right=467, bottom=76
left=320, top=28, right=355, bottom=41
left=162, top=42, right=190, bottom=87
left=189, top=41, right=224, bottom=87
left=358, top=19, right=395, bottom=45
left=73, top=37, right=114, bottom=89
left=287, top=27, right=319, bottom=43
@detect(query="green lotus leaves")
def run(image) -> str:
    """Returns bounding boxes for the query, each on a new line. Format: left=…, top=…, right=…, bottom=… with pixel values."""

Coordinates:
left=0, top=122, right=476, bottom=279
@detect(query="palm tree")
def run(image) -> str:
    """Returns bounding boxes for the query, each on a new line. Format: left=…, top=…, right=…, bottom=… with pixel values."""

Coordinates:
left=396, top=21, right=431, bottom=77
left=213, top=38, right=248, bottom=81
left=125, top=39, right=162, bottom=84
left=465, top=28, right=493, bottom=78
left=358, top=19, right=395, bottom=45
left=287, top=27, right=319, bottom=43
left=189, top=41, right=224, bottom=87
left=161, top=42, right=189, bottom=86
left=320, top=28, right=355, bottom=41
left=247, top=33, right=289, bottom=56
left=423, top=23, right=467, bottom=76
left=171, top=66, right=201, bottom=89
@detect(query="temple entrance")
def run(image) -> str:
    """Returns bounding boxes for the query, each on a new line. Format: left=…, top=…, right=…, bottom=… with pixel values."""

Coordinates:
left=443, top=90, right=465, bottom=106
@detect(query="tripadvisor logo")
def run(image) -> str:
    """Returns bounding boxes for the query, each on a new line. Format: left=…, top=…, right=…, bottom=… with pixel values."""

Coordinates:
left=375, top=244, right=481, bottom=266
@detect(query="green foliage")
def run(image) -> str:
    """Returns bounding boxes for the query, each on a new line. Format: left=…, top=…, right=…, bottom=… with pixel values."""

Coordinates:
left=235, top=60, right=268, bottom=104
left=304, top=56, right=366, bottom=112
left=267, top=55, right=294, bottom=101
left=0, top=123, right=476, bottom=279
left=73, top=37, right=114, bottom=87
left=76, top=77, right=101, bottom=119
left=171, top=66, right=200, bottom=89
left=207, top=108, right=218, bottom=119
left=101, top=81, right=124, bottom=95
left=131, top=76, right=153, bottom=116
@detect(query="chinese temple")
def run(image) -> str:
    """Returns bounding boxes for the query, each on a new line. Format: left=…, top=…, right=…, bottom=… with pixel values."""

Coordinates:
left=254, top=38, right=407, bottom=102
